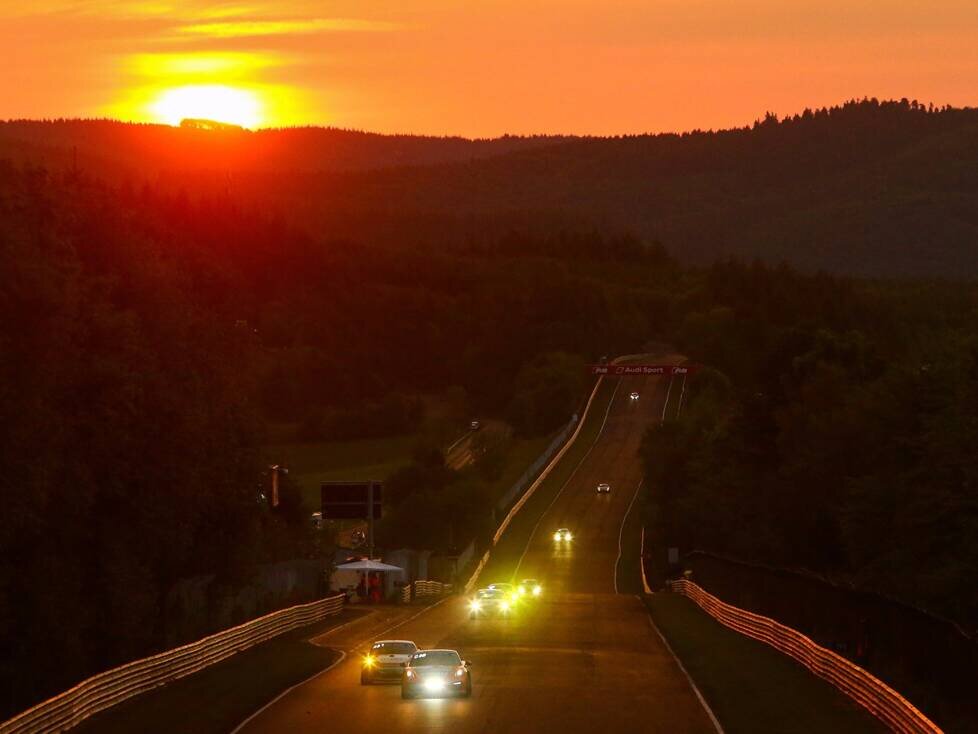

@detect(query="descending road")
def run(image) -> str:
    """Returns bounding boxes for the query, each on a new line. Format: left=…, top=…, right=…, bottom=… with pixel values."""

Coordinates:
left=238, top=366, right=718, bottom=734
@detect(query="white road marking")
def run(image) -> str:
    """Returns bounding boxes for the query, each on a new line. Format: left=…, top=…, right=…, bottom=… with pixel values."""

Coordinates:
left=645, top=613, right=726, bottom=734
left=229, top=651, right=348, bottom=734
left=614, top=478, right=644, bottom=593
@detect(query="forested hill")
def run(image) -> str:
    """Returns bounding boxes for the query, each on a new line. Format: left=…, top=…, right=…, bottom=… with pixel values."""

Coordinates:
left=0, top=100, right=978, bottom=278
left=3, top=98, right=978, bottom=277
left=0, top=119, right=572, bottom=174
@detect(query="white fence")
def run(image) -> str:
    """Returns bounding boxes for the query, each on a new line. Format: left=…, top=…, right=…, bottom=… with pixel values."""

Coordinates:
left=669, top=579, right=943, bottom=734
left=401, top=580, right=453, bottom=603
left=0, top=594, right=345, bottom=734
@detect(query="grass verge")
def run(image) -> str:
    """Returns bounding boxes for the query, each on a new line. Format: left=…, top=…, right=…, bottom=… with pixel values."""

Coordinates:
left=647, top=593, right=886, bottom=734
left=74, top=609, right=364, bottom=734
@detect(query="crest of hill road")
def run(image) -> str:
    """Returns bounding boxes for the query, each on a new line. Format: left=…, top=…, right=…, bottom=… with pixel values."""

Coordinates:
left=3, top=97, right=978, bottom=278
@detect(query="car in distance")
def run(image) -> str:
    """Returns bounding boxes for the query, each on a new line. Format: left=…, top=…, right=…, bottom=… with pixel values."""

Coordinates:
left=470, top=419, right=481, bottom=430
left=469, top=587, right=513, bottom=618
left=518, top=578, right=542, bottom=597
left=402, top=649, right=472, bottom=698
left=553, top=528, right=573, bottom=542
left=630, top=391, right=640, bottom=400
left=597, top=482, right=611, bottom=494
left=362, top=639, right=418, bottom=684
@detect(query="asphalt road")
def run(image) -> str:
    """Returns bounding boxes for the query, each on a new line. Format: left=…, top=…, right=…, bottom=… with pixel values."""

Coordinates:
left=238, top=369, right=718, bottom=733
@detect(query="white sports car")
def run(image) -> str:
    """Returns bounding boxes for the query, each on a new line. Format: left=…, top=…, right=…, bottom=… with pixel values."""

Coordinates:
left=597, top=483, right=611, bottom=494
left=361, top=639, right=418, bottom=684
left=553, top=528, right=573, bottom=542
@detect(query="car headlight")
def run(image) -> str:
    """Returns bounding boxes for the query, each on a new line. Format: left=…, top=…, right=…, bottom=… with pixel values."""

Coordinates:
left=405, top=669, right=416, bottom=679
left=455, top=667, right=466, bottom=678
left=469, top=600, right=482, bottom=612
left=363, top=654, right=375, bottom=668
left=533, top=585, right=542, bottom=596
left=518, top=586, right=526, bottom=595
left=553, top=531, right=562, bottom=541
left=565, top=532, right=573, bottom=541
left=500, top=600, right=510, bottom=612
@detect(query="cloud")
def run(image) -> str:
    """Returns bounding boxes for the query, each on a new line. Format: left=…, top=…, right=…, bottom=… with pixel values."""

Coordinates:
left=178, top=17, right=399, bottom=38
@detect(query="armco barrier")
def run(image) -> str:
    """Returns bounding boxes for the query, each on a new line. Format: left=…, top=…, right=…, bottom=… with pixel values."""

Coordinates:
left=670, top=579, right=942, bottom=734
left=0, top=594, right=345, bottom=734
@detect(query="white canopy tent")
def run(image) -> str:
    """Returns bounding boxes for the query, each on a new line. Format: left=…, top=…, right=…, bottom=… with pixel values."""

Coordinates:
left=332, top=559, right=405, bottom=600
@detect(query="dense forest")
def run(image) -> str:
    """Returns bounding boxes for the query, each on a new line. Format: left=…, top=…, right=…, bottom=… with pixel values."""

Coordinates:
left=2, top=100, right=978, bottom=716
left=3, top=99, right=978, bottom=277
left=642, top=262, right=978, bottom=631
left=0, top=160, right=669, bottom=715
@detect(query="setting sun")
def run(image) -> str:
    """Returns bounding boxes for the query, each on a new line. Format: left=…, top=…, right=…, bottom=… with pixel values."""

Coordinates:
left=149, top=85, right=263, bottom=128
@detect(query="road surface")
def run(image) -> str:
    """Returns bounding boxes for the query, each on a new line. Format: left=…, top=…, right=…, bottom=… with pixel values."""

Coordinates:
left=238, top=368, right=718, bottom=733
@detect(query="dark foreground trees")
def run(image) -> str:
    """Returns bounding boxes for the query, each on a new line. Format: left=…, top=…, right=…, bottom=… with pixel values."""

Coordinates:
left=642, top=262, right=978, bottom=630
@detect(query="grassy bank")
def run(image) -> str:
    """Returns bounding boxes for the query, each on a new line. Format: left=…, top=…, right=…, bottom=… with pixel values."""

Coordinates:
left=648, top=593, right=885, bottom=734
left=74, top=609, right=363, bottom=734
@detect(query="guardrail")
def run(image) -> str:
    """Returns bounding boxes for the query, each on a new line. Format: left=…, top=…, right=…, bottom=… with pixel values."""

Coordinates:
left=669, top=579, right=943, bottom=734
left=0, top=594, right=345, bottom=734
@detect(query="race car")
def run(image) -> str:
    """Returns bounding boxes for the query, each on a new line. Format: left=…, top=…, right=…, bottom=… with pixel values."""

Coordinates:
left=361, top=639, right=418, bottom=684
left=487, top=582, right=516, bottom=599
left=630, top=391, right=640, bottom=400
left=469, top=587, right=514, bottom=618
left=402, top=649, right=472, bottom=699
left=597, top=483, right=611, bottom=494
left=517, top=578, right=543, bottom=597
left=553, top=528, right=573, bottom=542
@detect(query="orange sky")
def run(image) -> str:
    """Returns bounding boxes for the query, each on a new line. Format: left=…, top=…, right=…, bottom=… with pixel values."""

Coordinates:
left=2, top=1, right=977, bottom=136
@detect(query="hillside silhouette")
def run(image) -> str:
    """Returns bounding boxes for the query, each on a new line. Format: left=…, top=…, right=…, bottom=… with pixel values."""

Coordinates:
left=5, top=99, right=978, bottom=277
left=3, top=99, right=978, bottom=277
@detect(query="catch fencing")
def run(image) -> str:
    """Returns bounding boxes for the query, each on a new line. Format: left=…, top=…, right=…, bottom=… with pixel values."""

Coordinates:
left=669, top=579, right=943, bottom=734
left=0, top=594, right=345, bottom=734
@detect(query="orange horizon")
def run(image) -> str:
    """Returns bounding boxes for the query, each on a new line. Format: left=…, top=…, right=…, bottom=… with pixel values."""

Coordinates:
left=2, top=3, right=977, bottom=137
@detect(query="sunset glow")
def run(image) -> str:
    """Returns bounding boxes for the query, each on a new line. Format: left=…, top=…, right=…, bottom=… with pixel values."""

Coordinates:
left=149, top=85, right=263, bottom=128
left=2, top=2, right=978, bottom=134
